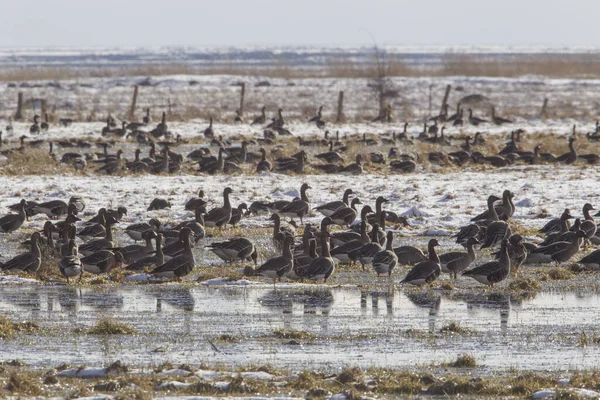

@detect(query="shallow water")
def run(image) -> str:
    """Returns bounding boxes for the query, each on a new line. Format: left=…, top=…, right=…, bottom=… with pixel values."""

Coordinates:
left=0, top=284, right=598, bottom=372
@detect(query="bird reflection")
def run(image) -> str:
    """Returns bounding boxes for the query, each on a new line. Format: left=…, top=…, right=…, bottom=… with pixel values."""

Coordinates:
left=404, top=291, right=441, bottom=333
left=258, top=288, right=334, bottom=316
left=151, top=287, right=195, bottom=312
left=58, top=287, right=82, bottom=312
left=452, top=291, right=511, bottom=332
left=80, top=289, right=124, bottom=310
left=360, top=289, right=394, bottom=316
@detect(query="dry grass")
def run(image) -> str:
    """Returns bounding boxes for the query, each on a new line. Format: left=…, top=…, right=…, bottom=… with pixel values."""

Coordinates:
left=547, top=267, right=575, bottom=281
left=0, top=316, right=40, bottom=338
left=87, top=317, right=137, bottom=335
left=0, top=149, right=67, bottom=176
left=272, top=329, right=315, bottom=340
left=440, top=321, right=473, bottom=335
left=444, top=354, right=478, bottom=368
left=509, top=277, right=542, bottom=292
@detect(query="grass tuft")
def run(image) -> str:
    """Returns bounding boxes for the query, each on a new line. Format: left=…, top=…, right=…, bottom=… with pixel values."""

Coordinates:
left=445, top=354, right=478, bottom=368
left=547, top=267, right=574, bottom=280
left=273, top=329, right=315, bottom=340
left=509, top=277, right=541, bottom=291
left=0, top=316, right=39, bottom=338
left=440, top=321, right=473, bottom=335
left=87, top=318, right=137, bottom=335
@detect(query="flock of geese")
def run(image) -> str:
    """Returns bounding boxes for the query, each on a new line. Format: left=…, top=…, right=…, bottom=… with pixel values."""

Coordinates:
left=1, top=182, right=599, bottom=288
left=3, top=106, right=600, bottom=176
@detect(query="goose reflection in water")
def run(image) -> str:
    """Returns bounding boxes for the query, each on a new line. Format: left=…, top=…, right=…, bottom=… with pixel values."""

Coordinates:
left=150, top=287, right=195, bottom=312
left=360, top=289, right=394, bottom=316
left=404, top=291, right=441, bottom=333
left=258, top=288, right=334, bottom=315
left=450, top=291, right=513, bottom=332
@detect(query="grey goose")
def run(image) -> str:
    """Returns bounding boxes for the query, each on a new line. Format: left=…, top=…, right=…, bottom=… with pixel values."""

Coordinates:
left=400, top=239, right=441, bottom=286
left=1, top=232, right=41, bottom=272
left=80, top=249, right=124, bottom=275
left=228, top=203, right=248, bottom=227
left=204, top=187, right=233, bottom=228
left=329, top=198, right=361, bottom=227
left=185, top=189, right=206, bottom=211
left=463, top=239, right=511, bottom=287
left=493, top=234, right=527, bottom=275
left=151, top=228, right=195, bottom=278
left=280, top=183, right=311, bottom=223
left=331, top=220, right=370, bottom=264
left=125, top=218, right=161, bottom=241
left=110, top=230, right=157, bottom=264
left=126, top=234, right=165, bottom=271
left=372, top=231, right=398, bottom=277
left=208, top=237, right=257, bottom=264
left=59, top=239, right=82, bottom=283
left=439, top=237, right=479, bottom=279
left=526, top=231, right=587, bottom=264
left=254, top=236, right=294, bottom=283
left=350, top=223, right=383, bottom=270
left=296, top=232, right=335, bottom=282
left=314, top=188, right=353, bottom=217
left=0, top=199, right=28, bottom=233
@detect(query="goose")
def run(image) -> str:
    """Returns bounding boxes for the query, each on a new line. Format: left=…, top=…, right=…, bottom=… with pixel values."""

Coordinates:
left=0, top=232, right=41, bottom=272
left=400, top=239, right=441, bottom=286
left=256, top=148, right=273, bottom=172
left=0, top=199, right=28, bottom=233
left=80, top=249, right=124, bottom=275
left=367, top=196, right=389, bottom=225
left=291, top=236, right=318, bottom=279
left=453, top=109, right=464, bottom=126
left=296, top=232, right=335, bottom=282
left=170, top=207, right=205, bottom=242
left=308, top=105, right=324, bottom=123
left=329, top=198, right=361, bottom=227
left=233, top=109, right=244, bottom=124
left=446, top=103, right=461, bottom=122
left=32, top=199, right=69, bottom=219
left=251, top=106, right=267, bottom=125
left=372, top=231, right=398, bottom=277
left=493, top=234, right=527, bottom=275
left=314, top=188, right=353, bottom=217
left=526, top=231, right=587, bottom=264
left=110, top=230, right=157, bottom=264
left=142, top=108, right=151, bottom=125
left=96, top=149, right=123, bottom=174
left=471, top=190, right=515, bottom=222
left=351, top=223, right=383, bottom=270
left=126, top=149, right=150, bottom=173
left=440, top=237, right=479, bottom=279
left=204, top=117, right=215, bottom=139
left=208, top=237, right=257, bottom=264
left=577, top=203, right=597, bottom=239
left=147, top=198, right=171, bottom=211
left=228, top=203, right=248, bottom=227
left=79, top=214, right=118, bottom=256
left=29, top=115, right=40, bottom=134
left=491, top=106, right=512, bottom=125
left=275, top=150, right=307, bottom=174
left=126, top=234, right=165, bottom=271
left=280, top=183, right=311, bottom=223
left=151, top=228, right=195, bottom=278
left=453, top=223, right=485, bottom=247
left=331, top=220, right=370, bottom=264
left=468, top=108, right=488, bottom=126
left=315, top=141, right=344, bottom=163
left=339, top=154, right=364, bottom=175
left=185, top=189, right=206, bottom=212
left=125, top=218, right=161, bottom=241
left=578, top=247, right=600, bottom=269
left=390, top=160, right=416, bottom=173
left=150, top=112, right=168, bottom=138
left=480, top=219, right=510, bottom=249
left=270, top=213, right=295, bottom=249
left=59, top=239, right=82, bottom=283
left=40, top=113, right=50, bottom=131
left=539, top=210, right=572, bottom=235
left=463, top=239, right=510, bottom=286
left=428, top=120, right=439, bottom=134
left=555, top=136, right=577, bottom=164
left=394, top=242, right=428, bottom=266
left=253, top=236, right=294, bottom=284
left=517, top=145, right=541, bottom=164
left=539, top=209, right=574, bottom=246
left=204, top=187, right=233, bottom=228
left=248, top=201, right=271, bottom=216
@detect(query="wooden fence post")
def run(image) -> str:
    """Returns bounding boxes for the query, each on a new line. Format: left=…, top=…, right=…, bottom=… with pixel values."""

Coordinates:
left=440, top=84, right=451, bottom=115
left=15, top=92, right=23, bottom=120
left=336, top=91, right=345, bottom=123
left=239, top=83, right=246, bottom=116
left=41, top=99, right=47, bottom=119
left=540, top=98, right=548, bottom=119
left=129, top=85, right=139, bottom=120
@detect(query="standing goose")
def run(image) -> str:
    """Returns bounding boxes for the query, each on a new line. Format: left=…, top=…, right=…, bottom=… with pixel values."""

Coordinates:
left=526, top=231, right=587, bottom=264
left=77, top=208, right=109, bottom=239
left=367, top=196, right=389, bottom=225
left=471, top=190, right=515, bottom=222
left=539, top=209, right=574, bottom=246
left=256, top=148, right=273, bottom=172
left=208, top=237, right=257, bottom=264
left=40, top=113, right=50, bottom=131
left=314, top=188, right=353, bottom=217
left=143, top=108, right=151, bottom=125
left=127, top=234, right=165, bottom=271
left=271, top=213, right=295, bottom=250
left=228, top=203, right=248, bottom=227
left=80, top=249, right=124, bottom=275
left=308, top=105, right=324, bottom=123
left=331, top=220, right=370, bottom=264
left=578, top=203, right=597, bottom=239
left=0, top=199, right=28, bottom=233
left=172, top=206, right=206, bottom=241
left=185, top=189, right=206, bottom=212
left=463, top=239, right=511, bottom=287
left=33, top=199, right=69, bottom=219
left=291, top=233, right=318, bottom=278
left=0, top=232, right=41, bottom=272
left=372, top=231, right=398, bottom=277
left=440, top=237, right=479, bottom=279
left=555, top=136, right=577, bottom=164
left=151, top=228, right=195, bottom=278
left=315, top=141, right=344, bottom=163
left=254, top=236, right=295, bottom=284
left=297, top=232, right=335, bottom=282
left=494, top=234, right=527, bottom=276
left=29, top=115, right=40, bottom=134
left=351, top=223, right=383, bottom=270
left=280, top=183, right=311, bottom=224
left=110, top=230, right=157, bottom=264
left=329, top=198, right=361, bottom=227
left=204, top=117, right=214, bottom=139
left=204, top=187, right=233, bottom=228
left=491, top=106, right=512, bottom=125
left=468, top=108, right=488, bottom=126
left=59, top=239, right=82, bottom=283
left=453, top=223, right=485, bottom=247
left=251, top=106, right=267, bottom=125
left=400, top=239, right=441, bottom=286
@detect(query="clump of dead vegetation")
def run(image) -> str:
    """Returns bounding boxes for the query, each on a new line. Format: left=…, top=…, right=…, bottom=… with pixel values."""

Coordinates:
left=0, top=149, right=67, bottom=176
left=547, top=267, right=575, bottom=281
left=440, top=321, right=473, bottom=335
left=273, top=329, right=315, bottom=340
left=0, top=316, right=40, bottom=338
left=86, top=317, right=137, bottom=335
left=444, top=354, right=478, bottom=368
left=509, top=277, right=541, bottom=292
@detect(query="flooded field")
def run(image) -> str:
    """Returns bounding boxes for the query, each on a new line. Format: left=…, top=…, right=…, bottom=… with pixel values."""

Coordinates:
left=1, top=283, right=599, bottom=373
